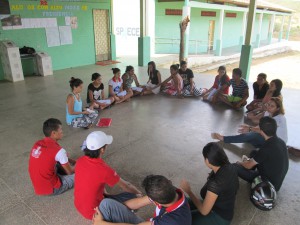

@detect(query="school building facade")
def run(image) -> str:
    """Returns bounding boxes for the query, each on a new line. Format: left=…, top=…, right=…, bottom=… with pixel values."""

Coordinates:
left=154, top=0, right=293, bottom=56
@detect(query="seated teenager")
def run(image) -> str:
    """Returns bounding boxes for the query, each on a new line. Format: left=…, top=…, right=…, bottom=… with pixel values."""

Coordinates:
left=179, top=60, right=203, bottom=97
left=28, top=118, right=75, bottom=196
left=93, top=175, right=192, bottom=225
left=246, top=73, right=269, bottom=112
left=141, top=61, right=162, bottom=95
left=203, top=66, right=230, bottom=102
left=161, top=64, right=183, bottom=97
left=87, top=73, right=115, bottom=110
left=212, top=97, right=288, bottom=148
left=109, top=68, right=133, bottom=104
left=66, top=77, right=98, bottom=129
left=74, top=131, right=142, bottom=220
left=233, top=117, right=289, bottom=192
left=218, top=68, right=249, bottom=109
left=181, top=143, right=239, bottom=225
left=122, top=66, right=142, bottom=96
left=247, top=79, right=283, bottom=117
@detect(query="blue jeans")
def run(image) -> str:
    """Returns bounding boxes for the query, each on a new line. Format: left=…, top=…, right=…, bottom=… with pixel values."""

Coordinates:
left=52, top=174, right=75, bottom=195
left=188, top=198, right=231, bottom=225
left=233, top=163, right=259, bottom=183
left=223, top=132, right=265, bottom=148
left=100, top=198, right=144, bottom=223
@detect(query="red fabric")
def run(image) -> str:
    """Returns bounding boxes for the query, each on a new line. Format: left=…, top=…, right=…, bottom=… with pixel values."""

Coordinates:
left=74, top=156, right=120, bottom=220
left=112, top=76, right=121, bottom=82
left=212, top=75, right=230, bottom=94
left=28, top=137, right=62, bottom=195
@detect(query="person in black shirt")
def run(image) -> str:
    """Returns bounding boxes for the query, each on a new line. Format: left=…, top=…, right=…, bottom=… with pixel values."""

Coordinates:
left=234, top=117, right=289, bottom=191
left=142, top=61, right=162, bottom=95
left=87, top=73, right=115, bottom=110
left=179, top=61, right=203, bottom=97
left=181, top=142, right=239, bottom=225
left=246, top=73, right=269, bottom=112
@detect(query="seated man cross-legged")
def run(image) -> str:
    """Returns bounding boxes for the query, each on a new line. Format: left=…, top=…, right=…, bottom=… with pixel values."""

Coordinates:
left=74, top=131, right=142, bottom=220
left=234, top=117, right=289, bottom=192
left=93, top=175, right=192, bottom=225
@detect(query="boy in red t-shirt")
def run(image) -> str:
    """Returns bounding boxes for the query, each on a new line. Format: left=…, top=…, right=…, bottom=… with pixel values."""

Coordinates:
left=74, top=131, right=142, bottom=220
left=28, top=118, right=75, bottom=196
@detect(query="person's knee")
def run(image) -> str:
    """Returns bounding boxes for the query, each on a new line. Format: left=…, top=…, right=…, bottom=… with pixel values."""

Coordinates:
left=100, top=198, right=115, bottom=213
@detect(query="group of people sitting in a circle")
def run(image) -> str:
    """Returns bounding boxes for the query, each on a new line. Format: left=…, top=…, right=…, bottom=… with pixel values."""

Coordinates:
left=28, top=61, right=291, bottom=225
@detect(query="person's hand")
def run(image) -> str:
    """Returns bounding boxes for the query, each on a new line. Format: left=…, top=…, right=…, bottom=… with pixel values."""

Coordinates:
left=235, top=102, right=242, bottom=109
left=180, top=179, right=191, bottom=193
left=92, top=207, right=104, bottom=225
left=238, top=124, right=250, bottom=134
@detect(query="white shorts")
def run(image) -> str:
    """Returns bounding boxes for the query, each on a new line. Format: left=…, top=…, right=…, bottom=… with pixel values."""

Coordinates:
left=145, top=83, right=160, bottom=94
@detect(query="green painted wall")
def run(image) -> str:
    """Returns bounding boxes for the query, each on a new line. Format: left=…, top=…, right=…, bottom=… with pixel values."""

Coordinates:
left=155, top=1, right=272, bottom=54
left=0, top=0, right=112, bottom=80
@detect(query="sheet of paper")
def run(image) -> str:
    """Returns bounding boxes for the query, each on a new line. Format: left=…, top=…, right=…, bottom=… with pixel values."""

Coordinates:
left=65, top=16, right=71, bottom=26
left=96, top=99, right=111, bottom=104
left=59, top=26, right=72, bottom=45
left=45, top=27, right=60, bottom=47
left=131, top=87, right=143, bottom=92
left=117, top=90, right=127, bottom=97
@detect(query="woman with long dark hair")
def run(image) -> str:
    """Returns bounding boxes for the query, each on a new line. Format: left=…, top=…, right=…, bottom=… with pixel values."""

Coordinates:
left=203, top=66, right=230, bottom=102
left=181, top=143, right=239, bottom=225
left=212, top=97, right=288, bottom=148
left=142, top=61, right=162, bottom=95
left=121, top=65, right=142, bottom=96
left=66, top=77, right=98, bottom=129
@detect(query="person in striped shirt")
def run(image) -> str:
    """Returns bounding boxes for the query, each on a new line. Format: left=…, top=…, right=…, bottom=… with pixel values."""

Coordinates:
left=218, top=68, right=249, bottom=109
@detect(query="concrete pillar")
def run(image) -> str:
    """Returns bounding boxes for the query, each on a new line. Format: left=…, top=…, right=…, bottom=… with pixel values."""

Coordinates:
left=278, top=15, right=284, bottom=42
left=286, top=15, right=292, bottom=40
left=138, top=0, right=150, bottom=66
left=215, top=9, right=224, bottom=56
left=255, top=13, right=263, bottom=48
left=239, top=11, right=247, bottom=49
left=239, top=0, right=257, bottom=81
left=146, top=0, right=155, bottom=55
left=110, top=0, right=116, bottom=60
left=268, top=14, right=275, bottom=44
left=182, top=5, right=191, bottom=59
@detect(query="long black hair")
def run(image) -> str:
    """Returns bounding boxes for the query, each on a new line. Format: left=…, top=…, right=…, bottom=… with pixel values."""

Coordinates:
left=147, top=61, right=157, bottom=78
left=202, top=142, right=229, bottom=167
left=125, top=65, right=134, bottom=73
left=218, top=66, right=228, bottom=86
left=271, top=79, right=283, bottom=97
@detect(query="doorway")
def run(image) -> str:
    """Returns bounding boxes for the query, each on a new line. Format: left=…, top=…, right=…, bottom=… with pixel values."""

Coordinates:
left=208, top=20, right=215, bottom=52
left=93, top=9, right=111, bottom=61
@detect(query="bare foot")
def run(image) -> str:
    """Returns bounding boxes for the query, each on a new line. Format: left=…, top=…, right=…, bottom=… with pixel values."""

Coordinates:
left=211, top=133, right=224, bottom=141
left=84, top=123, right=93, bottom=129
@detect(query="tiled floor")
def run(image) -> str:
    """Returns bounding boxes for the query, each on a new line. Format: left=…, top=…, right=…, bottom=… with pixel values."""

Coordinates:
left=0, top=58, right=299, bottom=225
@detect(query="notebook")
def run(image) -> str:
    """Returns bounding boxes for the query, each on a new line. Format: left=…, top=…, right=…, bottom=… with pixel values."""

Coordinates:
left=96, top=118, right=112, bottom=127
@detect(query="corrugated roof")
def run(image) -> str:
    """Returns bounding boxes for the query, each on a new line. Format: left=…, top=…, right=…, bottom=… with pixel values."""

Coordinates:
left=211, top=0, right=293, bottom=13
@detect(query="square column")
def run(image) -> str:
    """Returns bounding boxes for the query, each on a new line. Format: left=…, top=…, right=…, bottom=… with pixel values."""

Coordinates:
left=138, top=0, right=150, bottom=66
left=286, top=16, right=292, bottom=40
left=239, top=11, right=247, bottom=49
left=239, top=0, right=257, bottom=81
left=268, top=14, right=275, bottom=44
left=278, top=15, right=285, bottom=42
left=255, top=13, right=263, bottom=48
left=215, top=9, right=224, bottom=56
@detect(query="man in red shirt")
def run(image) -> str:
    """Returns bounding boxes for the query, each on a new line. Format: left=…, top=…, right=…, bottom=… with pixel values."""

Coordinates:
left=74, top=131, right=142, bottom=220
left=28, top=118, right=75, bottom=196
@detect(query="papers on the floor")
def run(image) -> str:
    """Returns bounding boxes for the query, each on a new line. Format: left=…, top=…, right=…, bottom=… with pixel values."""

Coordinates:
left=117, top=90, right=127, bottom=97
left=96, top=99, right=111, bottom=104
left=97, top=118, right=112, bottom=127
left=132, top=87, right=143, bottom=92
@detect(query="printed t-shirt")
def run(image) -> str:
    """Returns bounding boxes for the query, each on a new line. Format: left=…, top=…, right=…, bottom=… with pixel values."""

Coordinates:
left=28, top=137, right=68, bottom=195
left=87, top=83, right=104, bottom=103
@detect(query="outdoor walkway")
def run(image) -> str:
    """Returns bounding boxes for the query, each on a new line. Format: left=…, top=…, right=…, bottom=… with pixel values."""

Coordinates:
left=0, top=54, right=299, bottom=225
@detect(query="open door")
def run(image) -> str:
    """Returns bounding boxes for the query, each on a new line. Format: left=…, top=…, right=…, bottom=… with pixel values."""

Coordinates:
left=208, top=20, right=215, bottom=52
left=93, top=9, right=111, bottom=62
